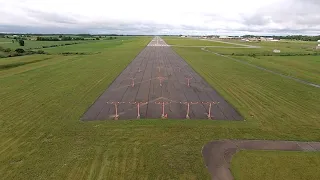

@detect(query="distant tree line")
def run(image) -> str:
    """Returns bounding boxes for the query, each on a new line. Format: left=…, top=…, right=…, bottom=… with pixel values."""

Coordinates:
left=36, top=36, right=85, bottom=41
left=276, top=35, right=320, bottom=41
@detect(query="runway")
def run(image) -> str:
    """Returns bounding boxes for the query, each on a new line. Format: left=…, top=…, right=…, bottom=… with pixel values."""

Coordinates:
left=81, top=37, right=242, bottom=120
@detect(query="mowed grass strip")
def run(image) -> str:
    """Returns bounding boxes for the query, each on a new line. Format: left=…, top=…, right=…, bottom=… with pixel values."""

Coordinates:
left=231, top=150, right=320, bottom=180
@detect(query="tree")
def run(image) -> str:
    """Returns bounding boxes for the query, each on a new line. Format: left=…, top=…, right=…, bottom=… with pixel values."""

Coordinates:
left=19, top=40, right=25, bottom=46
left=96, top=37, right=100, bottom=40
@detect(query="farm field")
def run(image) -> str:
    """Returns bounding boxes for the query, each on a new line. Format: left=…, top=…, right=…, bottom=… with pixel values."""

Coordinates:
left=1, top=36, right=320, bottom=180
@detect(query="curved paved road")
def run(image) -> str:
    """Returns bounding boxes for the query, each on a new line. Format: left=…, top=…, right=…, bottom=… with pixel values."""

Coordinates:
left=202, top=140, right=320, bottom=180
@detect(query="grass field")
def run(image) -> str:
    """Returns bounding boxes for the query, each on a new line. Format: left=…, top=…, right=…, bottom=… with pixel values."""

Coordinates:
left=0, top=38, right=85, bottom=50
left=204, top=39, right=320, bottom=85
left=171, top=38, right=320, bottom=179
left=1, top=36, right=320, bottom=180
left=162, top=37, right=237, bottom=47
left=233, top=55, right=320, bottom=84
left=44, top=37, right=133, bottom=54
left=231, top=151, right=320, bottom=180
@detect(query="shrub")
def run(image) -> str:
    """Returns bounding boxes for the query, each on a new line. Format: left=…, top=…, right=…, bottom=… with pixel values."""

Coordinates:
left=0, top=54, right=7, bottom=58
left=4, top=48, right=11, bottom=52
left=37, top=50, right=45, bottom=54
left=24, top=51, right=36, bottom=55
left=15, top=48, right=25, bottom=53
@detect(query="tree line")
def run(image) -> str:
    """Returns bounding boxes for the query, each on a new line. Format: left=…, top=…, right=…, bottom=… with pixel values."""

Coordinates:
left=36, top=36, right=85, bottom=41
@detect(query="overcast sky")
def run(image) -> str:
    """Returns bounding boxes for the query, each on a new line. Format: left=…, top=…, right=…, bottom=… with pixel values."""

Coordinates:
left=0, top=0, right=319, bottom=35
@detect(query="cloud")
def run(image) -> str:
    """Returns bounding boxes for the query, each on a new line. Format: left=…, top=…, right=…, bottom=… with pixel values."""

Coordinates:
left=0, top=0, right=319, bottom=35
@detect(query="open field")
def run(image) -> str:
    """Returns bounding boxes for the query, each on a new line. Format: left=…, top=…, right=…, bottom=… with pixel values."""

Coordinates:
left=1, top=36, right=320, bottom=179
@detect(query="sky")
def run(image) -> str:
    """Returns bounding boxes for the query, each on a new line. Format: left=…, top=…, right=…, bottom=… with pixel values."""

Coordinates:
left=0, top=0, right=319, bottom=35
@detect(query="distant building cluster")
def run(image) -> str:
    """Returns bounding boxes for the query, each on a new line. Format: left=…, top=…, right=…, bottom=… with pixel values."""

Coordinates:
left=183, top=35, right=281, bottom=42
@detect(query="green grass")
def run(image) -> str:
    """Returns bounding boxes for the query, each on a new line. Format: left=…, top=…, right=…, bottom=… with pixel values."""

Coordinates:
left=44, top=37, right=133, bottom=54
left=162, top=37, right=237, bottom=47
left=205, top=39, right=320, bottom=84
left=1, top=37, right=320, bottom=180
left=206, top=39, right=319, bottom=56
left=173, top=47, right=320, bottom=131
left=231, top=150, right=320, bottom=180
left=234, top=55, right=320, bottom=84
left=217, top=39, right=318, bottom=53
left=0, top=38, right=85, bottom=50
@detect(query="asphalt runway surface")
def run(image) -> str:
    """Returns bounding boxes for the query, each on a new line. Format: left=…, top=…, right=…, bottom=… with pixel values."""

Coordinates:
left=202, top=140, right=320, bottom=180
left=81, top=37, right=243, bottom=120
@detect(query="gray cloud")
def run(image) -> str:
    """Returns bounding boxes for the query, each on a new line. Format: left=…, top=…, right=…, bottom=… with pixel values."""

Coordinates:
left=26, top=9, right=79, bottom=24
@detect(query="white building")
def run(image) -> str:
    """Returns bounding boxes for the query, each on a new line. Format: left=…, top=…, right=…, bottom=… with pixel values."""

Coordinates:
left=260, top=37, right=267, bottom=41
left=317, top=40, right=320, bottom=42
left=219, top=35, right=229, bottom=39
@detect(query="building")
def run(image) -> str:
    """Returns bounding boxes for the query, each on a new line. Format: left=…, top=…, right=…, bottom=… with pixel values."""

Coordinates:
left=260, top=37, right=267, bottom=41
left=219, top=35, right=229, bottom=39
left=317, top=44, right=320, bottom=50
left=318, top=40, right=320, bottom=43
